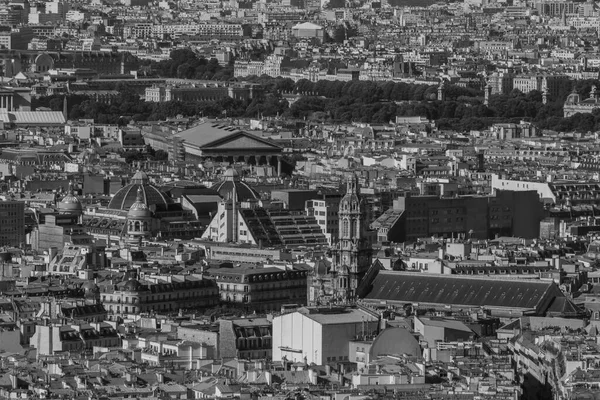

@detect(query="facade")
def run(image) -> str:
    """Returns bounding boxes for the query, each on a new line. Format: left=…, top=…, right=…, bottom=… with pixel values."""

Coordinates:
left=205, top=265, right=310, bottom=312
left=170, top=123, right=283, bottom=168
left=491, top=121, right=537, bottom=140
left=388, top=189, right=542, bottom=242
left=308, top=174, right=371, bottom=306
left=219, top=317, right=272, bottom=360
left=100, top=277, right=219, bottom=320
left=305, top=195, right=341, bottom=245
left=0, top=200, right=24, bottom=247
left=291, top=22, right=324, bottom=42
left=202, top=170, right=327, bottom=248
left=31, top=322, right=119, bottom=356
left=564, top=85, right=600, bottom=117
left=82, top=171, right=204, bottom=245
left=334, top=174, right=371, bottom=303
left=145, top=83, right=258, bottom=103
left=272, top=306, right=379, bottom=365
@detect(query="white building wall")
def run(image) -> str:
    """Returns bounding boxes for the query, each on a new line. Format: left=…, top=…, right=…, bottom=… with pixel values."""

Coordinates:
left=273, top=311, right=378, bottom=365
left=490, top=174, right=556, bottom=201
left=273, top=312, right=323, bottom=364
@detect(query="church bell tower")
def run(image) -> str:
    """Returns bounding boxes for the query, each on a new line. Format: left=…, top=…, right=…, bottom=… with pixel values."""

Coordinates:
left=334, top=173, right=370, bottom=303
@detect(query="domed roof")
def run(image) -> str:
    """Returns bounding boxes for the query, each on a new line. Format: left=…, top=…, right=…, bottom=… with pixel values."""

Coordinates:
left=211, top=167, right=260, bottom=202
left=81, top=281, right=99, bottom=298
left=369, top=328, right=421, bottom=358
left=58, top=183, right=82, bottom=214
left=123, top=279, right=143, bottom=292
left=127, top=187, right=152, bottom=219
left=108, top=171, right=173, bottom=210
left=223, top=168, right=239, bottom=179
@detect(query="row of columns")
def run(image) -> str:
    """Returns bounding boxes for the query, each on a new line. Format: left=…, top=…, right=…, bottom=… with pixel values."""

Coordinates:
left=206, top=154, right=282, bottom=176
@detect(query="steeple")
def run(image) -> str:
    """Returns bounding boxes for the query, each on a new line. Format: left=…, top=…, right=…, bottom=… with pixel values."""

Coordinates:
left=332, top=173, right=371, bottom=304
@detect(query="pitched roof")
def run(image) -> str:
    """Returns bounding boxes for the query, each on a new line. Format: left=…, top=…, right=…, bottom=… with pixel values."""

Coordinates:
left=363, top=271, right=563, bottom=312
left=292, top=22, right=323, bottom=30
left=0, top=111, right=66, bottom=125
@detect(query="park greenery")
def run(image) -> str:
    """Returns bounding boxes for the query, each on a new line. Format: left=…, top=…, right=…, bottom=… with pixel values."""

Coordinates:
left=32, top=49, right=600, bottom=133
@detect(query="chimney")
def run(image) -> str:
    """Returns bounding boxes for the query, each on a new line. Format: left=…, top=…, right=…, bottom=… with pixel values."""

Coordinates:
left=9, top=374, right=17, bottom=390
left=308, top=369, right=316, bottom=385
left=265, top=370, right=272, bottom=386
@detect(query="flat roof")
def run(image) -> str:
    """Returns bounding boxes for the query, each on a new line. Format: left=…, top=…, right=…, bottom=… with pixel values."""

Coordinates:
left=296, top=306, right=378, bottom=325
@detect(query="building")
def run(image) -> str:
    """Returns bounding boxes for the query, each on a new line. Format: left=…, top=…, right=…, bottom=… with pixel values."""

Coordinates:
left=291, top=22, right=324, bottom=42
left=31, top=321, right=119, bottom=356
left=491, top=121, right=537, bottom=140
left=348, top=327, right=421, bottom=368
left=413, top=316, right=475, bottom=347
left=0, top=27, right=33, bottom=50
left=170, top=123, right=283, bottom=169
left=99, top=277, right=219, bottom=320
left=82, top=171, right=205, bottom=245
left=145, top=83, right=258, bottom=103
left=308, top=174, right=372, bottom=306
left=201, top=170, right=328, bottom=248
left=361, top=271, right=578, bottom=318
left=272, top=306, right=379, bottom=365
left=378, top=190, right=542, bottom=243
left=219, top=317, right=272, bottom=360
left=490, top=174, right=600, bottom=206
left=305, top=193, right=341, bottom=245
left=0, top=200, right=24, bottom=247
left=564, top=85, right=600, bottom=117
left=31, top=186, right=93, bottom=251
left=205, top=265, right=310, bottom=313
left=511, top=74, right=568, bottom=100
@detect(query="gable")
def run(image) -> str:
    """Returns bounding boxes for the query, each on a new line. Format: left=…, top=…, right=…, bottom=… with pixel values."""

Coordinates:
left=202, top=132, right=282, bottom=151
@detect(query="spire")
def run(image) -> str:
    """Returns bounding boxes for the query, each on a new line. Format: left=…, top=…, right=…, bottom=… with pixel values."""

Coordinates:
left=136, top=186, right=143, bottom=203
left=346, top=173, right=358, bottom=195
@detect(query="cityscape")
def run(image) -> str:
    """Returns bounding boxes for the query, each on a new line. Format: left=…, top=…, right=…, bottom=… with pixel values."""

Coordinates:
left=0, top=0, right=600, bottom=399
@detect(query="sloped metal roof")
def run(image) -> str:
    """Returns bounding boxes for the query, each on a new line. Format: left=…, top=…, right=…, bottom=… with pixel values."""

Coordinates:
left=363, top=271, right=562, bottom=311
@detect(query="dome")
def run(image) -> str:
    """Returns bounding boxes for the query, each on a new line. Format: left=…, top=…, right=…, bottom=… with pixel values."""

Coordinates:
left=123, top=279, right=143, bottom=292
left=131, top=170, right=149, bottom=184
left=566, top=91, right=580, bottom=105
left=223, top=168, right=239, bottom=179
left=127, top=187, right=152, bottom=219
left=58, top=183, right=82, bottom=214
left=369, top=328, right=421, bottom=358
left=81, top=281, right=99, bottom=298
left=211, top=167, right=260, bottom=202
left=108, top=171, right=173, bottom=210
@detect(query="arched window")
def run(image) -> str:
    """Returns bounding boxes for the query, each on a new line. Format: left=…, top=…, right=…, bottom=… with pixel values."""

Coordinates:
left=342, top=219, right=349, bottom=237
left=134, top=221, right=141, bottom=232
left=350, top=219, right=356, bottom=238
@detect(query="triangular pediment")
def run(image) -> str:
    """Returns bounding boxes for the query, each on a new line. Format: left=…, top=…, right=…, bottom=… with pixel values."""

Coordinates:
left=202, top=132, right=282, bottom=151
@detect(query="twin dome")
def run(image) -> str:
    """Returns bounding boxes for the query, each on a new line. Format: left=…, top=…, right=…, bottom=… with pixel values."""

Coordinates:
left=59, top=168, right=258, bottom=217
